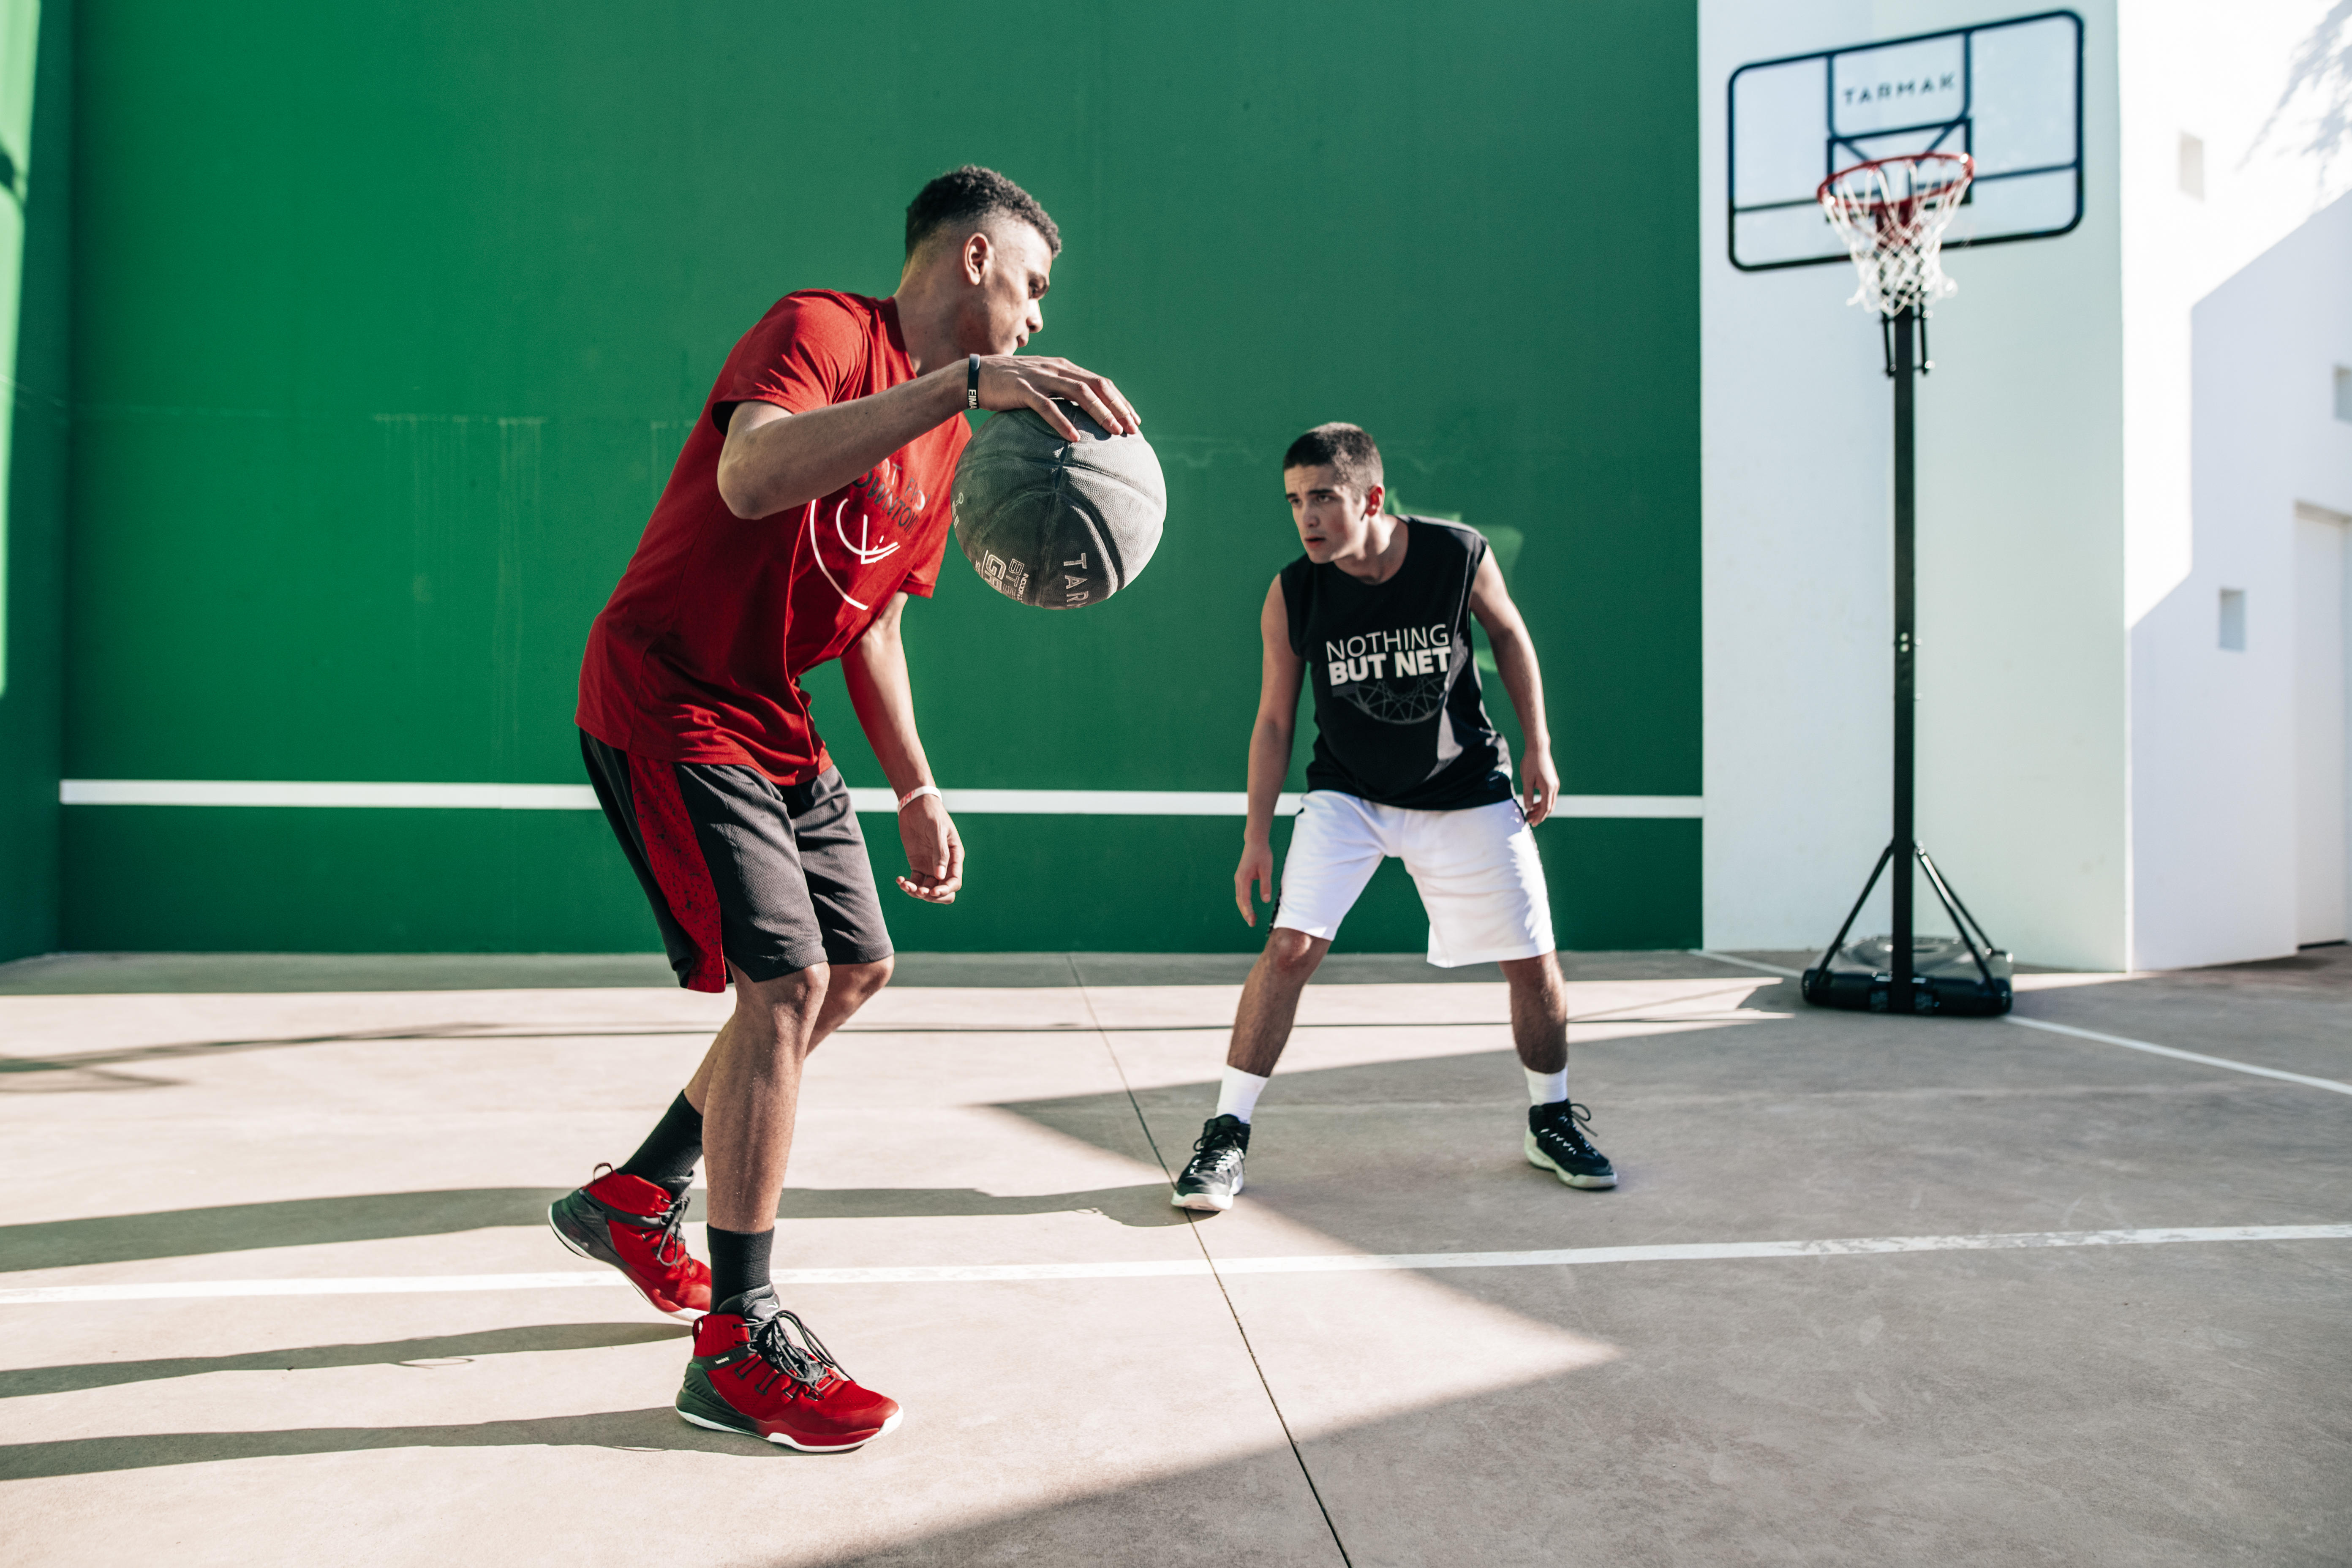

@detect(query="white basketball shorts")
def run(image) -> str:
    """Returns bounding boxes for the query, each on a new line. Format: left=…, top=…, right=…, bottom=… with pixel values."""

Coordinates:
left=1272, top=790, right=1555, bottom=967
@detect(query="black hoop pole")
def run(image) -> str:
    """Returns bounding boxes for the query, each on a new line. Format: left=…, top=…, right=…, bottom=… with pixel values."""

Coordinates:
left=1891, top=305, right=1918, bottom=1009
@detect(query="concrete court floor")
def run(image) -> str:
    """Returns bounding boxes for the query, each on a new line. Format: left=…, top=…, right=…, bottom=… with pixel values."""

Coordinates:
left=0, top=945, right=2346, bottom=1567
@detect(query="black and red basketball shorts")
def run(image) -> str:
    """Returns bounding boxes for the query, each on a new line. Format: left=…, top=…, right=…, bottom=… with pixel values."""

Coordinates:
left=580, top=730, right=891, bottom=993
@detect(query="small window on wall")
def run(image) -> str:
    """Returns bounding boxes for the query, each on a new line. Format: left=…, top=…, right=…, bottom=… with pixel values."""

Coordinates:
left=2219, top=588, right=2247, bottom=651
left=2335, top=365, right=2351, bottom=422
left=2179, top=133, right=2205, bottom=198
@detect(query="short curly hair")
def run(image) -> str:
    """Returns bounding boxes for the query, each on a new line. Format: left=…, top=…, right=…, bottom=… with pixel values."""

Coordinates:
left=905, top=166, right=1062, bottom=259
left=1282, top=423, right=1384, bottom=493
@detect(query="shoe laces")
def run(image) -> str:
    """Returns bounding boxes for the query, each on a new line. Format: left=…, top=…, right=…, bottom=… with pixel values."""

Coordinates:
left=648, top=1197, right=690, bottom=1270
left=1190, top=1122, right=1245, bottom=1175
left=1541, top=1102, right=1600, bottom=1157
left=746, top=1309, right=847, bottom=1395
left=590, top=1162, right=691, bottom=1271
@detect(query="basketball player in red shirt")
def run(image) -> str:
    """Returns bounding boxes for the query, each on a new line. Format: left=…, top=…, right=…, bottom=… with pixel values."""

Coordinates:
left=553, top=167, right=1137, bottom=1450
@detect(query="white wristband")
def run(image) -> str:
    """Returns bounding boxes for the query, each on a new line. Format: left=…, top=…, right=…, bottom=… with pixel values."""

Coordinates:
left=897, top=783, right=943, bottom=811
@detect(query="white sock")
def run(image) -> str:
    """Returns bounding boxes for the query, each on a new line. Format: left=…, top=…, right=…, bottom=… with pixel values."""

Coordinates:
left=1525, top=1067, right=1568, bottom=1107
left=1217, top=1066, right=1270, bottom=1124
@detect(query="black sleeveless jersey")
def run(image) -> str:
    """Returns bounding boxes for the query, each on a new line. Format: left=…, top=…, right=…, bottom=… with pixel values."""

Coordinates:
left=1279, top=518, right=1514, bottom=810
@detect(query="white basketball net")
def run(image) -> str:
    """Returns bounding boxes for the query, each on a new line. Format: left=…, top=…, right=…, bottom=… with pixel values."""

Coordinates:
left=1818, top=153, right=1974, bottom=318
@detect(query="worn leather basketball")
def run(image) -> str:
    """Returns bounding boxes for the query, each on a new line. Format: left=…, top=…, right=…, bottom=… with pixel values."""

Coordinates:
left=951, top=401, right=1165, bottom=609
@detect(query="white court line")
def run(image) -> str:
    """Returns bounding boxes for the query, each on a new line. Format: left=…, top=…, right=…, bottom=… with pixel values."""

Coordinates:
left=1689, top=950, right=1802, bottom=977
left=59, top=780, right=1702, bottom=819
left=2004, top=1017, right=2352, bottom=1097
left=3, top=1225, right=2343, bottom=1305
left=1688, top=950, right=2352, bottom=1097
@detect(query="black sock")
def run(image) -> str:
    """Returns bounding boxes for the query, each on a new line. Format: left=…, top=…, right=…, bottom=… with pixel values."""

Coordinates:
left=707, top=1225, right=774, bottom=1308
left=616, top=1092, right=702, bottom=1197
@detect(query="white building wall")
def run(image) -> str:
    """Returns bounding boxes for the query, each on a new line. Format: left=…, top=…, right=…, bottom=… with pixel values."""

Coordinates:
left=1700, top=0, right=2131, bottom=968
left=2118, top=3, right=2352, bottom=969
left=2130, top=195, right=2352, bottom=968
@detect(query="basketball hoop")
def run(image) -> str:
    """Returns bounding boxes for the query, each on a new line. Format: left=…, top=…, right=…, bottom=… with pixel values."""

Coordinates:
left=1798, top=147, right=2015, bottom=1020
left=1817, top=152, right=1974, bottom=318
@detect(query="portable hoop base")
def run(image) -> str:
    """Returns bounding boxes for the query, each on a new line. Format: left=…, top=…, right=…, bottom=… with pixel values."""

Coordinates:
left=1802, top=942, right=2014, bottom=1017
left=1802, top=842, right=2013, bottom=1018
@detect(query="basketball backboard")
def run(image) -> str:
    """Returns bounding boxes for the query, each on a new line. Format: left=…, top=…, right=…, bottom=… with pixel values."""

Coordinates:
left=1729, top=9, right=2083, bottom=271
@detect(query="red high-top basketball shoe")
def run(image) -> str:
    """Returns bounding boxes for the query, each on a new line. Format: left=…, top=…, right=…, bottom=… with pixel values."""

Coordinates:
left=676, top=1286, right=902, bottom=1451
left=547, top=1165, right=711, bottom=1320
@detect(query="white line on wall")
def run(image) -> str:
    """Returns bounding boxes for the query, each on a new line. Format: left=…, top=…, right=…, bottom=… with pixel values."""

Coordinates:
left=58, top=780, right=1704, bottom=818
left=60, top=780, right=603, bottom=810
left=3, top=1223, right=2341, bottom=1304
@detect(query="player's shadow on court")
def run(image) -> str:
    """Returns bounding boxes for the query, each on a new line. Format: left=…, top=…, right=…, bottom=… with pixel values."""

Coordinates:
left=0, top=1321, right=689, bottom=1400
left=0, top=1188, right=587, bottom=1270
left=0, top=1021, right=715, bottom=1094
left=0, top=1409, right=800, bottom=1478
left=0, top=1181, right=1189, bottom=1271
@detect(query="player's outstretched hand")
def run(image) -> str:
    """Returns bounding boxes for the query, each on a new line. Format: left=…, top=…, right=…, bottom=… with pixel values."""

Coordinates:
left=975, top=355, right=1139, bottom=442
left=1522, top=746, right=1561, bottom=828
left=897, top=796, right=964, bottom=904
left=1234, top=839, right=1275, bottom=926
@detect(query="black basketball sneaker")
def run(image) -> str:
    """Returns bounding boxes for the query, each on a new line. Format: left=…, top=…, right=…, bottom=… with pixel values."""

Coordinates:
left=1526, top=1101, right=1616, bottom=1189
left=1172, top=1115, right=1250, bottom=1211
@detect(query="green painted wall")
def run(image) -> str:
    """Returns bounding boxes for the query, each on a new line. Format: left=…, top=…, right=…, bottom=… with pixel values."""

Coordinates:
left=0, top=0, right=65, bottom=963
left=62, top=1, right=1699, bottom=955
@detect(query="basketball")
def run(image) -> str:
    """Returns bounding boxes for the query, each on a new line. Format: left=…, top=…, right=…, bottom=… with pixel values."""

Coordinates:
left=951, top=400, right=1165, bottom=609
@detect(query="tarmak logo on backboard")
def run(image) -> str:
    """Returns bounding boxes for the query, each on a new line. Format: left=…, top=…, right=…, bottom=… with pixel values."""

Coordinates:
left=1843, top=72, right=1958, bottom=109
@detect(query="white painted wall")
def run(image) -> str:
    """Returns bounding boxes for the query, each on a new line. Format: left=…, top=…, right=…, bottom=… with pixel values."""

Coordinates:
left=2131, top=194, right=2352, bottom=968
left=2117, top=1, right=2352, bottom=627
left=1700, top=0, right=2129, bottom=968
left=2119, top=0, right=2352, bottom=970
left=2293, top=507, right=2348, bottom=945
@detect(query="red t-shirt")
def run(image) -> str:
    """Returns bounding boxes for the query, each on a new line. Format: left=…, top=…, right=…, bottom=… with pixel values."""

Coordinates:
left=577, top=291, right=968, bottom=783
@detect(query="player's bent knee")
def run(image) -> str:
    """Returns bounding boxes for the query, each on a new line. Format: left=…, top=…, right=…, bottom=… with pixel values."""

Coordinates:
left=831, top=957, right=893, bottom=1006
left=1263, top=929, right=1325, bottom=979
left=735, top=963, right=831, bottom=1028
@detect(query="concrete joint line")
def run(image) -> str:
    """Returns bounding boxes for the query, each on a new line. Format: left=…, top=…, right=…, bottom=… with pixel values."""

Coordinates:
left=1066, top=956, right=1356, bottom=1568
left=5, top=1225, right=2344, bottom=1306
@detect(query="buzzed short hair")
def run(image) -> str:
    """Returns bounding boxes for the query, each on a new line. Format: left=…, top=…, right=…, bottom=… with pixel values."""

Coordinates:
left=905, top=166, right=1062, bottom=259
left=1283, top=423, right=1383, bottom=493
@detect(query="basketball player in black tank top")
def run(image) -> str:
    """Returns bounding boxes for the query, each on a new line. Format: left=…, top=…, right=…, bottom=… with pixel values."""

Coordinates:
left=1172, top=423, right=1614, bottom=1211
